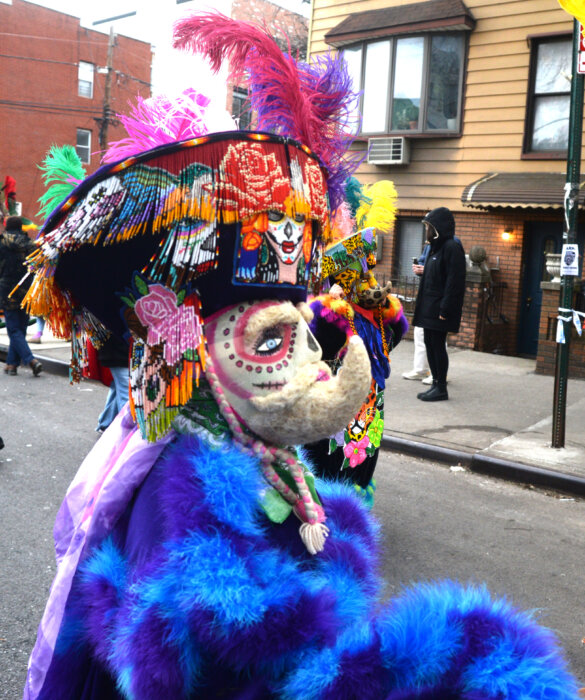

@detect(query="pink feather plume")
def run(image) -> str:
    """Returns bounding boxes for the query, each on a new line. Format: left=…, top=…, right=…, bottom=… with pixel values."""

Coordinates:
left=103, top=88, right=236, bottom=163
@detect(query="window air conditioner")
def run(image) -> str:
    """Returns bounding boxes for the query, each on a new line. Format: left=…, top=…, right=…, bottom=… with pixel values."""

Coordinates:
left=367, top=137, right=410, bottom=165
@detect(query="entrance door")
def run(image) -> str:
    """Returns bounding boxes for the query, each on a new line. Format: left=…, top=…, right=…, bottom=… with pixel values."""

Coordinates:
left=518, top=222, right=561, bottom=356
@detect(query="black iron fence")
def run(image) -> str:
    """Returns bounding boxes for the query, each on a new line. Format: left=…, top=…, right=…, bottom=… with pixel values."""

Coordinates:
left=383, top=276, right=418, bottom=316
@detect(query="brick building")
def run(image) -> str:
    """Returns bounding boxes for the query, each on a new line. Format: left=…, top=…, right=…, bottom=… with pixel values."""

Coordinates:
left=0, top=0, right=152, bottom=224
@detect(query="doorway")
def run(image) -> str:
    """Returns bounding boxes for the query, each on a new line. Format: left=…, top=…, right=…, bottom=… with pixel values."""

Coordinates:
left=518, top=221, right=584, bottom=356
left=518, top=222, right=561, bottom=356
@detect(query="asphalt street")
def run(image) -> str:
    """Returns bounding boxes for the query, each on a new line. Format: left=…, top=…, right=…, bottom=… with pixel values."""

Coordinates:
left=1, top=370, right=584, bottom=697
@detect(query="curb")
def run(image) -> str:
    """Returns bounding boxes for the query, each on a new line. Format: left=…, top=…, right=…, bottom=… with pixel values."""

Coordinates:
left=381, top=434, right=585, bottom=498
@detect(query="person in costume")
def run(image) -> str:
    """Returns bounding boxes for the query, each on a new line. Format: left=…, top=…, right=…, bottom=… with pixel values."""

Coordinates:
left=1, top=175, right=17, bottom=218
left=22, top=13, right=581, bottom=700
left=302, top=179, right=408, bottom=504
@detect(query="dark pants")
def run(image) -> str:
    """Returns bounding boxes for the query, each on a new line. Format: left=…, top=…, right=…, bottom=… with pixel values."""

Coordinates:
left=4, top=308, right=34, bottom=366
left=423, top=328, right=448, bottom=384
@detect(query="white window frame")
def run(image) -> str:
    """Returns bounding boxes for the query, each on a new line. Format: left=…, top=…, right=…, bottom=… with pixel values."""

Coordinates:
left=78, top=61, right=94, bottom=99
left=524, top=35, right=571, bottom=156
left=76, top=128, right=92, bottom=164
left=344, top=32, right=466, bottom=136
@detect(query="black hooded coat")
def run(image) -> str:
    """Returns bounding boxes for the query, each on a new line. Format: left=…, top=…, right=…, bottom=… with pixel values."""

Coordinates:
left=0, top=219, right=36, bottom=311
left=412, top=207, right=466, bottom=333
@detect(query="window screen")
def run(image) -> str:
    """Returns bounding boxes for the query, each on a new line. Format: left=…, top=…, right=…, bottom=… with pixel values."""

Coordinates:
left=76, top=129, right=91, bottom=164
left=396, top=219, right=425, bottom=278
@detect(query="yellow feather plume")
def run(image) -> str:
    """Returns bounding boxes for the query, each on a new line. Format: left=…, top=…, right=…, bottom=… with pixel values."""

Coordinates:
left=558, top=0, right=585, bottom=26
left=355, top=180, right=398, bottom=233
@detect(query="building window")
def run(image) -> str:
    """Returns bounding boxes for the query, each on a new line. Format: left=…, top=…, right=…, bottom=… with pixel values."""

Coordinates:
left=232, top=88, right=252, bottom=130
left=78, top=61, right=94, bottom=99
left=524, top=36, right=571, bottom=155
left=344, top=33, right=465, bottom=136
left=76, top=129, right=91, bottom=164
left=395, top=219, right=426, bottom=279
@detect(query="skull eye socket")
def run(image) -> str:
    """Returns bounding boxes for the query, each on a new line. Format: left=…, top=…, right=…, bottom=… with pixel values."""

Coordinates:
left=255, top=327, right=284, bottom=355
left=267, top=210, right=284, bottom=222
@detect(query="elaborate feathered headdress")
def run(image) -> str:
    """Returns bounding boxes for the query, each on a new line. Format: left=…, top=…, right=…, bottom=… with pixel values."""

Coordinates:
left=322, top=179, right=398, bottom=296
left=22, top=11, right=369, bottom=556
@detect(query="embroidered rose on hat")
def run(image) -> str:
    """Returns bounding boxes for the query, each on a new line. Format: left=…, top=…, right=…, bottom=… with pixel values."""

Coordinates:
left=135, top=283, right=201, bottom=367
left=135, top=284, right=178, bottom=327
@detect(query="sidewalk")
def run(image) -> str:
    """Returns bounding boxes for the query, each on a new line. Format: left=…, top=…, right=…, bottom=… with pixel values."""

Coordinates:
left=384, top=338, right=585, bottom=496
left=2, top=326, right=585, bottom=495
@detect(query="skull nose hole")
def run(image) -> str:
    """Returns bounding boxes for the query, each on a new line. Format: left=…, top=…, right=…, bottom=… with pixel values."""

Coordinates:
left=307, top=330, right=319, bottom=353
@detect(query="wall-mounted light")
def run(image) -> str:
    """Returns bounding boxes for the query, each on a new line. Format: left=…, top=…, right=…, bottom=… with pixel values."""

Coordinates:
left=501, top=228, right=513, bottom=241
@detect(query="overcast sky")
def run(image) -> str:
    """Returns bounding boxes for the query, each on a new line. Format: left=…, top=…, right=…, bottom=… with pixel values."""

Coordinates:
left=18, top=0, right=311, bottom=96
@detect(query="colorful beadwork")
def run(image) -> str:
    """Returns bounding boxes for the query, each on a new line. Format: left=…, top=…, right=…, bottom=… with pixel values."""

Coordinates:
left=122, top=274, right=206, bottom=441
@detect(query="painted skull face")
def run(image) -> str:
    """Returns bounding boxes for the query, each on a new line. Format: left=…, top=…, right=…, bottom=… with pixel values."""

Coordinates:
left=265, top=211, right=305, bottom=266
left=204, top=300, right=372, bottom=445
left=204, top=300, right=322, bottom=403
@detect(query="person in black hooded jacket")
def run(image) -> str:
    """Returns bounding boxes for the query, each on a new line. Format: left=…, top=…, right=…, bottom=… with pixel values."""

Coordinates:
left=412, top=206, right=465, bottom=401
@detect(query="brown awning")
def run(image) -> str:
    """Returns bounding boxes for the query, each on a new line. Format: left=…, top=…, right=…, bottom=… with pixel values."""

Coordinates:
left=324, top=0, right=475, bottom=49
left=461, top=172, right=585, bottom=210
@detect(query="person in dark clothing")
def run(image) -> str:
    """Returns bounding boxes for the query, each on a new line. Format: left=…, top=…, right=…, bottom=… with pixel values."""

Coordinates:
left=412, top=206, right=465, bottom=401
left=0, top=216, right=42, bottom=376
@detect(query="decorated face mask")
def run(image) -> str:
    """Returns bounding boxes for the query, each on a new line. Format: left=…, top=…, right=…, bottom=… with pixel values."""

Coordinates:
left=204, top=300, right=372, bottom=445
left=263, top=211, right=307, bottom=284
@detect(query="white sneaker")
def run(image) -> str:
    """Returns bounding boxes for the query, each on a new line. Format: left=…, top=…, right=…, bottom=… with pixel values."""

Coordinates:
left=422, top=375, right=448, bottom=385
left=402, top=369, right=430, bottom=380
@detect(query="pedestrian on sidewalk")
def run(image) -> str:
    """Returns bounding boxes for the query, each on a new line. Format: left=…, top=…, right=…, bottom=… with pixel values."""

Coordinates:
left=412, top=207, right=465, bottom=401
left=0, top=216, right=42, bottom=376
left=402, top=242, right=431, bottom=383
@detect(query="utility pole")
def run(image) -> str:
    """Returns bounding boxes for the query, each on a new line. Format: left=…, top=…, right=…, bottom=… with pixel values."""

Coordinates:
left=98, top=27, right=116, bottom=152
left=551, top=18, right=584, bottom=447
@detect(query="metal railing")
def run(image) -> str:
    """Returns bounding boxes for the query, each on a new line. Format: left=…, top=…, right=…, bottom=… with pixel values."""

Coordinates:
left=383, top=276, right=419, bottom=316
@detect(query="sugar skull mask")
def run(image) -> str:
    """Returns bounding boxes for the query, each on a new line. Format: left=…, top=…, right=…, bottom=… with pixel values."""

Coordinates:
left=204, top=299, right=371, bottom=445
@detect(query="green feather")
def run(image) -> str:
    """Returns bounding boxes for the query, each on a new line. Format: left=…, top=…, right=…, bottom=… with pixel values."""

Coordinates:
left=36, top=144, right=87, bottom=221
left=344, top=176, right=365, bottom=220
